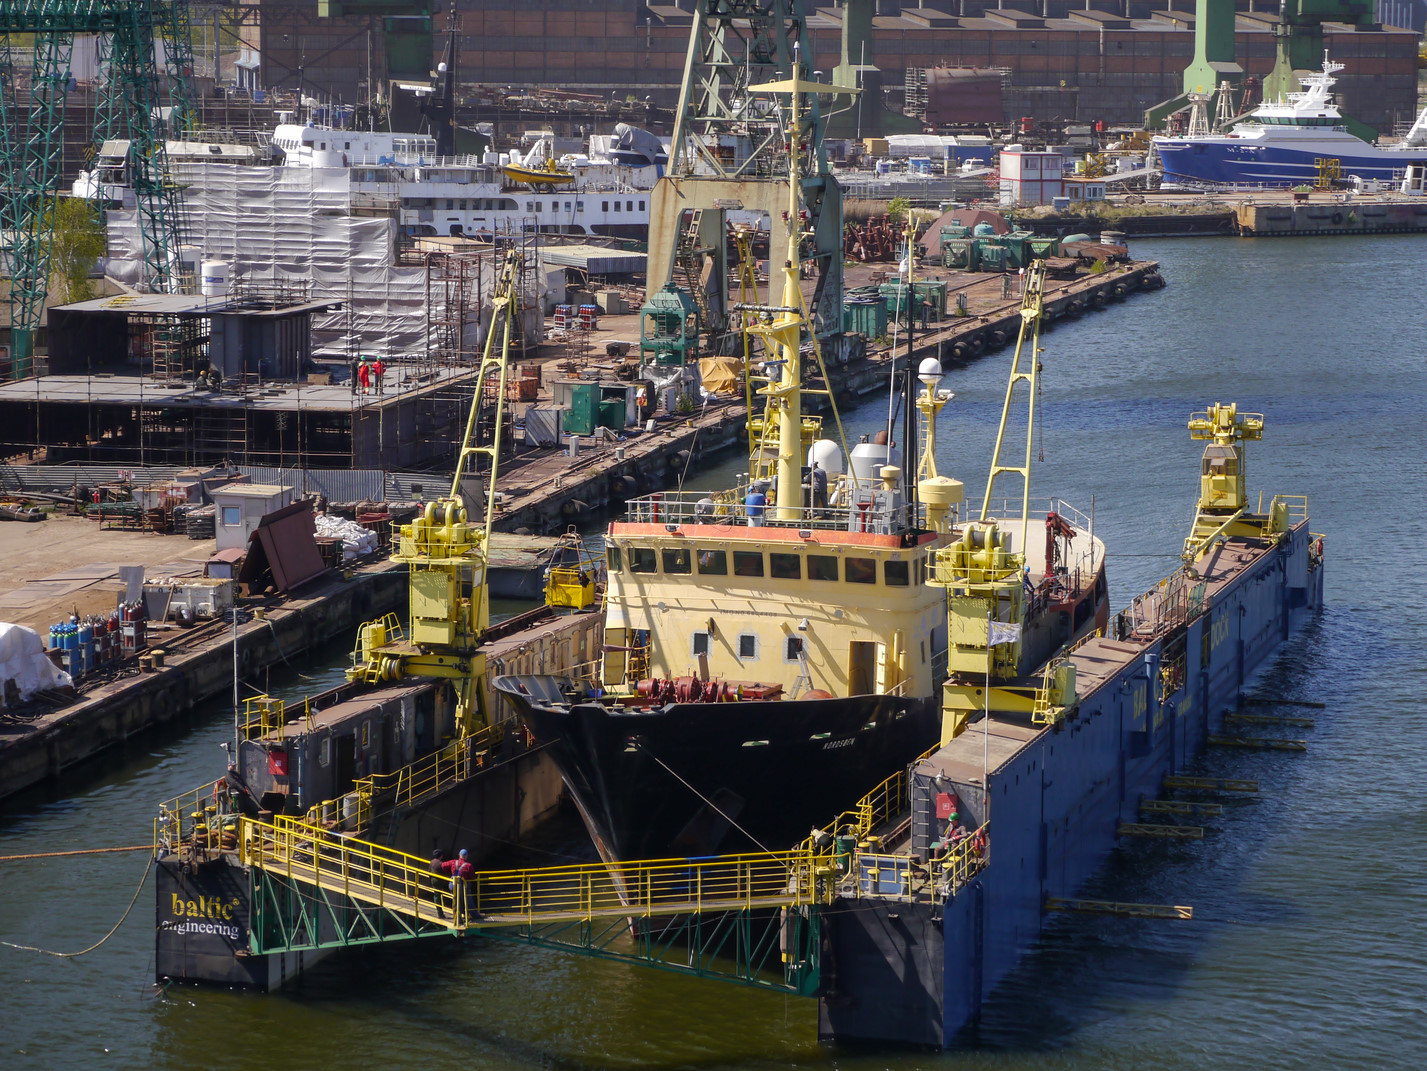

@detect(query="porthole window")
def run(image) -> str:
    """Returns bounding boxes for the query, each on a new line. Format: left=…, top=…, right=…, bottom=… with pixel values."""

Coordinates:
left=738, top=633, right=758, bottom=660
left=785, top=636, right=805, bottom=661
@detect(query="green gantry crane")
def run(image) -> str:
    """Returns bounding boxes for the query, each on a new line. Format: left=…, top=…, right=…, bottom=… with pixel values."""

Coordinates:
left=1146, top=0, right=1376, bottom=137
left=1, top=0, right=194, bottom=380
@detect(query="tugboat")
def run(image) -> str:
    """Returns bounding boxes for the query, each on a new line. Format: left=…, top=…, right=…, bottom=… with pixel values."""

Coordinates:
left=496, top=74, right=1109, bottom=866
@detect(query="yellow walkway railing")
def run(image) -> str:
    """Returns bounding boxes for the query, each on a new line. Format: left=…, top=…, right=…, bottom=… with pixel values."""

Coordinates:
left=240, top=815, right=825, bottom=931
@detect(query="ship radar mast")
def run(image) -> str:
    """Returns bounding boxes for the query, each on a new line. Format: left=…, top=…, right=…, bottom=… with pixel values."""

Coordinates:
left=744, top=63, right=855, bottom=522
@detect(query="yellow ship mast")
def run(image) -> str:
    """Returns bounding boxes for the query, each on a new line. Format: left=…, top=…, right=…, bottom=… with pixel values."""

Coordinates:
left=743, top=69, right=816, bottom=522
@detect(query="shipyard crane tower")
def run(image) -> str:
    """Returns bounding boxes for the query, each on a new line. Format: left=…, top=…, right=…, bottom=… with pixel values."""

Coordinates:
left=1, top=0, right=194, bottom=380
left=646, top=0, right=846, bottom=355
left=348, top=250, right=525, bottom=736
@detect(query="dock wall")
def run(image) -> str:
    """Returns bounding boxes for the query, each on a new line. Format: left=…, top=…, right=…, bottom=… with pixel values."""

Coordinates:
left=1235, top=199, right=1427, bottom=236
left=0, top=565, right=406, bottom=805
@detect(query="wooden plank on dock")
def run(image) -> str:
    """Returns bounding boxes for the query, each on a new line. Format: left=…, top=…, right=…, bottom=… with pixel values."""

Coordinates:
left=1226, top=713, right=1316, bottom=729
left=1163, top=775, right=1259, bottom=793
left=1140, top=799, right=1224, bottom=817
left=1117, top=822, right=1204, bottom=839
left=1046, top=898, right=1194, bottom=920
left=1208, top=735, right=1307, bottom=752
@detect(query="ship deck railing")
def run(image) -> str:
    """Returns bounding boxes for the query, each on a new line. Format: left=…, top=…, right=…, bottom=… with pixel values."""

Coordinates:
left=240, top=814, right=826, bottom=931
left=620, top=484, right=957, bottom=535
left=155, top=779, right=235, bottom=853
left=1113, top=565, right=1209, bottom=642
left=336, top=722, right=506, bottom=831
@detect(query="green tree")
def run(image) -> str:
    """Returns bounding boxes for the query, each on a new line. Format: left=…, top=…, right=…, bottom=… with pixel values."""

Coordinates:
left=886, top=196, right=911, bottom=224
left=47, top=197, right=106, bottom=305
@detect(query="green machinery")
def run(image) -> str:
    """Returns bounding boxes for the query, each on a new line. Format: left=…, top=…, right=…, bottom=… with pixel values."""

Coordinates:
left=638, top=282, right=701, bottom=368
left=0, top=0, right=194, bottom=379
left=1145, top=0, right=1375, bottom=137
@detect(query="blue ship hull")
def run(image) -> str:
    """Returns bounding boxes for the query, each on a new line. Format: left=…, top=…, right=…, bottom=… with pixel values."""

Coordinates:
left=1155, top=138, right=1427, bottom=187
left=819, top=520, right=1325, bottom=1046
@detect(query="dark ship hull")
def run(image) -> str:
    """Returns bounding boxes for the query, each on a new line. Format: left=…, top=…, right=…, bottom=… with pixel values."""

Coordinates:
left=494, top=676, right=940, bottom=862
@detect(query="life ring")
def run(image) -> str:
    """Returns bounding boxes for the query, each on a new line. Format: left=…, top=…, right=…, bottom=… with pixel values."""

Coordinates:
left=1331, top=212, right=1343, bottom=224
left=153, top=688, right=175, bottom=719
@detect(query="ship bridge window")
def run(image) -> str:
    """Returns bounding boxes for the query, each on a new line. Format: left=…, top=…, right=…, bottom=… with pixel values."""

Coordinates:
left=884, top=560, right=910, bottom=586
left=738, top=633, right=759, bottom=660
left=662, top=548, right=692, bottom=574
left=785, top=636, right=805, bottom=661
left=606, top=545, right=623, bottom=572
left=770, top=552, right=801, bottom=579
left=627, top=200, right=634, bottom=211
left=733, top=551, right=764, bottom=577
left=614, top=201, right=621, bottom=212
left=696, top=549, right=727, bottom=575
left=602, top=200, right=609, bottom=212
left=639, top=200, right=646, bottom=211
left=846, top=557, right=876, bottom=584
left=629, top=547, right=657, bottom=573
left=808, top=555, right=839, bottom=582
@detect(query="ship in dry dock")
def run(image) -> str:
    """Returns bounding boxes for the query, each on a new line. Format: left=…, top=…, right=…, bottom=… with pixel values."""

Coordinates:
left=495, top=74, right=1110, bottom=863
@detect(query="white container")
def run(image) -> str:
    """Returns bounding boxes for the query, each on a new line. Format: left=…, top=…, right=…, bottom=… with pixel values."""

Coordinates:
left=201, top=260, right=230, bottom=297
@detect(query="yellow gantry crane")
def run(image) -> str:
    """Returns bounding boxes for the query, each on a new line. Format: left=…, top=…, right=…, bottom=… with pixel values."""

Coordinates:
left=348, top=249, right=524, bottom=733
left=1183, top=402, right=1266, bottom=562
left=928, top=260, right=1075, bottom=740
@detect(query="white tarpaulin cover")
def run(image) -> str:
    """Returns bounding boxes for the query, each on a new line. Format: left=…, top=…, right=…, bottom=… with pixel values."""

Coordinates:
left=106, top=165, right=425, bottom=358
left=0, top=622, right=72, bottom=703
left=314, top=513, right=378, bottom=561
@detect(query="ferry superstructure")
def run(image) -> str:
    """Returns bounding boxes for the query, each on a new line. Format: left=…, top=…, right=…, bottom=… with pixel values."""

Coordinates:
left=1154, top=54, right=1427, bottom=188
left=271, top=121, right=651, bottom=239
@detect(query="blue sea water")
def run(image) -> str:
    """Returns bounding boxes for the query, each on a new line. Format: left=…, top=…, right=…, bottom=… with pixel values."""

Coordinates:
left=0, top=236, right=1422, bottom=1070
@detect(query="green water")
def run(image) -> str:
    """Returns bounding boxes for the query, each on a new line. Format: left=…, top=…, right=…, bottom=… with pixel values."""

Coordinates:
left=2, top=236, right=1424, bottom=1069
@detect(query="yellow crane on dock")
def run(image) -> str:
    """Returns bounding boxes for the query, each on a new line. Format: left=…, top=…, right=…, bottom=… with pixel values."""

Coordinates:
left=348, top=249, right=524, bottom=734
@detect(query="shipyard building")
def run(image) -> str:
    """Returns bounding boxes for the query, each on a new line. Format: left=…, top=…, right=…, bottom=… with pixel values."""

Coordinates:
left=245, top=0, right=1419, bottom=131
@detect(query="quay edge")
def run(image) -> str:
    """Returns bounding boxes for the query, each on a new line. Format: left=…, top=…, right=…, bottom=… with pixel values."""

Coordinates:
left=0, top=563, right=405, bottom=806
left=493, top=260, right=1162, bottom=536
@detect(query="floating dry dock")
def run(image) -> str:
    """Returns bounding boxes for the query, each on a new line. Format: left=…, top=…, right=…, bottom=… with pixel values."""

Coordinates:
left=819, top=512, right=1325, bottom=1045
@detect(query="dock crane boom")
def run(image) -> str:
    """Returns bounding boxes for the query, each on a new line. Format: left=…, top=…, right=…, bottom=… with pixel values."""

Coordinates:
left=348, top=249, right=523, bottom=734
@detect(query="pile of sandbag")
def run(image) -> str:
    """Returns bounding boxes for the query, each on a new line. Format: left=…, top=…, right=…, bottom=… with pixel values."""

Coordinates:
left=0, top=622, right=73, bottom=707
left=314, top=513, right=379, bottom=561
